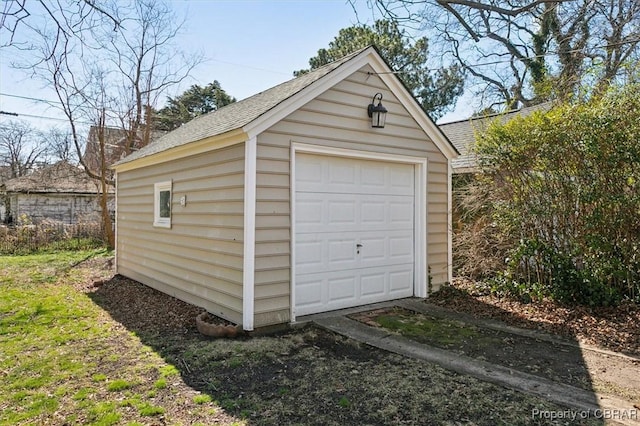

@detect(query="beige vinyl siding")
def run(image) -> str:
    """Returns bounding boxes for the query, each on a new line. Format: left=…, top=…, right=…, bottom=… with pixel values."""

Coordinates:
left=116, top=143, right=245, bottom=324
left=253, top=65, right=451, bottom=326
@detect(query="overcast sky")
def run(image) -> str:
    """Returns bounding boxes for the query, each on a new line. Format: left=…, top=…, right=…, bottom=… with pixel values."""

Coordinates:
left=0, top=0, right=474, bottom=133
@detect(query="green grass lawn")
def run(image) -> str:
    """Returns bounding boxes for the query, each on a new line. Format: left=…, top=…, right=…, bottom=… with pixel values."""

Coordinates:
left=0, top=250, right=239, bottom=426
left=1, top=250, right=601, bottom=426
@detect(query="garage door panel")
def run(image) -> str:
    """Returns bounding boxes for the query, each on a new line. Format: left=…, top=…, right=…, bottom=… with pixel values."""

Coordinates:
left=389, top=269, right=414, bottom=293
left=295, top=277, right=324, bottom=312
left=391, top=166, right=415, bottom=190
left=296, top=153, right=414, bottom=196
left=360, top=273, right=386, bottom=296
left=296, top=230, right=413, bottom=275
left=296, top=159, right=323, bottom=185
left=297, top=233, right=357, bottom=274
left=296, top=200, right=323, bottom=225
left=328, top=239, right=357, bottom=264
left=328, top=276, right=357, bottom=302
left=359, top=265, right=413, bottom=303
left=295, top=264, right=414, bottom=315
left=359, top=232, right=414, bottom=265
left=296, top=240, right=323, bottom=268
left=328, top=200, right=357, bottom=225
left=329, top=162, right=357, bottom=186
left=296, top=193, right=413, bottom=233
left=361, top=201, right=386, bottom=225
left=358, top=237, right=386, bottom=262
left=389, top=235, right=414, bottom=260
left=390, top=200, right=414, bottom=224
left=294, top=153, right=416, bottom=316
left=360, top=163, right=386, bottom=188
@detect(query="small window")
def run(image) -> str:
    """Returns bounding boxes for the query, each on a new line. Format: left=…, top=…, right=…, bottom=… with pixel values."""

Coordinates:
left=154, top=181, right=172, bottom=228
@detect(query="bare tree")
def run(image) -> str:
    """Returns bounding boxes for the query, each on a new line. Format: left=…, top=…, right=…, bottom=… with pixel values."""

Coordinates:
left=0, top=120, right=47, bottom=178
left=1, top=0, right=120, bottom=51
left=363, top=0, right=640, bottom=109
left=8, top=0, right=200, bottom=248
left=41, top=127, right=75, bottom=163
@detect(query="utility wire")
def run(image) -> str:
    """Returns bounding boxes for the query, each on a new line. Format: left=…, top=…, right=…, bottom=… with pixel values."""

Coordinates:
left=206, top=58, right=291, bottom=76
left=0, top=111, right=93, bottom=125
left=0, top=92, right=131, bottom=115
left=0, top=92, right=60, bottom=106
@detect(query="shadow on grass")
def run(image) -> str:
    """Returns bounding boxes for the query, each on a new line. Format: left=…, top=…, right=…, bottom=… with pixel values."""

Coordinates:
left=88, top=274, right=614, bottom=425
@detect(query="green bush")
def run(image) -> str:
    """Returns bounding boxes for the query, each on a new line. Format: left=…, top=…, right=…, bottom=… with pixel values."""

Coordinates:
left=457, top=84, right=640, bottom=306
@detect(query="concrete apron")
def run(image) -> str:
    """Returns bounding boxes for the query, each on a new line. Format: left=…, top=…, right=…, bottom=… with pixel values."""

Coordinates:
left=302, top=299, right=638, bottom=426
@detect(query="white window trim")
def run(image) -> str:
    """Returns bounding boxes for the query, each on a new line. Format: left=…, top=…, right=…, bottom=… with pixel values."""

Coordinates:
left=153, top=180, right=172, bottom=228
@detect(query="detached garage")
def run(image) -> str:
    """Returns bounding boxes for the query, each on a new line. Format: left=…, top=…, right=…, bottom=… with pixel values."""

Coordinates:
left=112, top=46, right=458, bottom=331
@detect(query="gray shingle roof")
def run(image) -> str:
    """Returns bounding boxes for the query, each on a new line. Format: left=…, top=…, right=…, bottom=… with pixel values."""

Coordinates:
left=439, top=102, right=552, bottom=172
left=116, top=48, right=366, bottom=165
left=2, top=161, right=111, bottom=194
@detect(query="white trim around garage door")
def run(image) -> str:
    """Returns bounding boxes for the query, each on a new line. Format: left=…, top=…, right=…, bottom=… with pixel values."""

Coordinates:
left=290, top=142, right=428, bottom=323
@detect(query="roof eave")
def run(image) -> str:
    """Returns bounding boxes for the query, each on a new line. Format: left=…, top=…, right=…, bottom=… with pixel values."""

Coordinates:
left=111, top=128, right=248, bottom=173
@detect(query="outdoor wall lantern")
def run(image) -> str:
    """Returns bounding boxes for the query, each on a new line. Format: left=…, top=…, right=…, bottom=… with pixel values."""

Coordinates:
left=367, top=92, right=387, bottom=128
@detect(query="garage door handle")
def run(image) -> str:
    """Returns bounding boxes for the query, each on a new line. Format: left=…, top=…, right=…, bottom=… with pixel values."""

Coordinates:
left=356, top=243, right=363, bottom=248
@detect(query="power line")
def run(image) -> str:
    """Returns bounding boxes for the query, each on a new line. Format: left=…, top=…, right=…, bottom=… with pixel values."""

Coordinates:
left=0, top=92, right=60, bottom=106
left=0, top=92, right=128, bottom=115
left=206, top=58, right=291, bottom=76
left=0, top=110, right=93, bottom=125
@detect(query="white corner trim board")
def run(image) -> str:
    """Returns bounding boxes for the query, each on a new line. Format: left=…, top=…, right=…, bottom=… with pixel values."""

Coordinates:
left=447, top=159, right=454, bottom=284
left=290, top=142, right=428, bottom=322
left=242, top=137, right=257, bottom=331
left=114, top=171, right=118, bottom=272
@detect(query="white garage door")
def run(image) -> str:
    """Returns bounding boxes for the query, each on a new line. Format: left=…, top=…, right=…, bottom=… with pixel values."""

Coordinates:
left=294, top=153, right=415, bottom=316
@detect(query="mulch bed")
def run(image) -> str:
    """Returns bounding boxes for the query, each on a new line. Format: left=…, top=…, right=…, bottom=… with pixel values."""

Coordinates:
left=429, top=278, right=640, bottom=356
left=75, top=256, right=639, bottom=355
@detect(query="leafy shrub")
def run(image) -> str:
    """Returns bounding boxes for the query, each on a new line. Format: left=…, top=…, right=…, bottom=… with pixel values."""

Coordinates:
left=455, top=84, right=640, bottom=306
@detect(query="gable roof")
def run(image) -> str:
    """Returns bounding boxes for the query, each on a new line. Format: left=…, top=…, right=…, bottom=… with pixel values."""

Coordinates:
left=114, top=46, right=458, bottom=169
left=439, top=102, right=552, bottom=172
left=2, top=161, right=111, bottom=194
